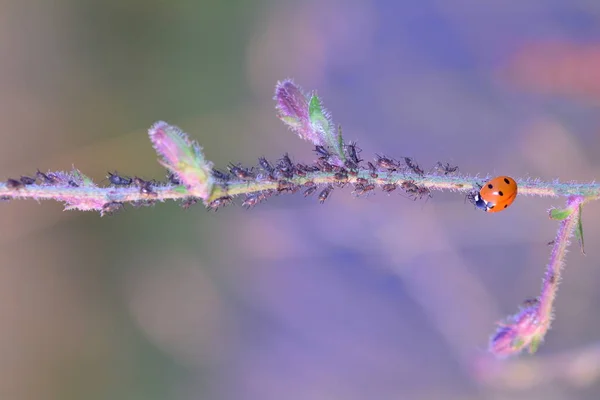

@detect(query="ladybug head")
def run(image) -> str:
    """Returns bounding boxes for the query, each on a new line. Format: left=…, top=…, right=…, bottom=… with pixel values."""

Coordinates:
left=467, top=192, right=490, bottom=212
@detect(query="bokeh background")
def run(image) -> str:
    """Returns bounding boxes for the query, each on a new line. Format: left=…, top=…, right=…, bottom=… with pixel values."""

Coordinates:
left=2, top=1, right=600, bottom=399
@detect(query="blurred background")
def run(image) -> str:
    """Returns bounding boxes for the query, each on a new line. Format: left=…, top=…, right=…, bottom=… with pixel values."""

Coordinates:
left=1, top=1, right=600, bottom=399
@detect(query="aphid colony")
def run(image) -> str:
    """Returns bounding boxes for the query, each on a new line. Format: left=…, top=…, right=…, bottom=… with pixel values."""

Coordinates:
left=2, top=169, right=170, bottom=215
left=3, top=143, right=518, bottom=214
left=203, top=145, right=448, bottom=211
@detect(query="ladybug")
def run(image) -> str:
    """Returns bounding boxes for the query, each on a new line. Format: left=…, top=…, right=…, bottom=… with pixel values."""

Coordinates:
left=470, top=176, right=518, bottom=212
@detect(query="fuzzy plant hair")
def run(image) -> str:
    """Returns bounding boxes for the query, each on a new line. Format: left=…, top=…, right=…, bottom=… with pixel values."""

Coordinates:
left=1, top=79, right=598, bottom=358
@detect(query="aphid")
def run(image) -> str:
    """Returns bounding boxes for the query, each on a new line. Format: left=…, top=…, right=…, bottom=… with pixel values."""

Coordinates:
left=376, top=155, right=398, bottom=171
left=304, top=180, right=316, bottom=187
left=404, top=157, right=424, bottom=176
left=296, top=163, right=308, bottom=172
left=414, top=186, right=432, bottom=200
left=68, top=180, right=79, bottom=187
left=401, top=180, right=419, bottom=194
left=367, top=162, right=379, bottom=179
left=262, top=189, right=276, bottom=198
left=304, top=186, right=318, bottom=197
left=277, top=180, right=296, bottom=193
left=334, top=170, right=348, bottom=184
left=36, top=170, right=60, bottom=184
left=382, top=183, right=397, bottom=193
left=242, top=192, right=267, bottom=209
left=434, top=162, right=459, bottom=175
left=258, top=157, right=274, bottom=173
left=228, top=163, right=255, bottom=180
left=132, top=176, right=157, bottom=188
left=317, top=160, right=334, bottom=172
left=318, top=185, right=334, bottom=204
left=6, top=178, right=24, bottom=189
left=132, top=176, right=145, bottom=187
left=280, top=153, right=294, bottom=168
left=470, top=176, right=518, bottom=213
left=131, top=199, right=157, bottom=208
left=331, top=164, right=344, bottom=173
left=133, top=177, right=157, bottom=197
left=356, top=177, right=369, bottom=185
left=107, top=171, right=132, bottom=186
left=354, top=183, right=375, bottom=196
left=208, top=196, right=233, bottom=211
left=140, top=183, right=157, bottom=196
left=400, top=180, right=430, bottom=201
left=20, top=176, right=36, bottom=185
left=258, top=157, right=276, bottom=181
left=344, top=153, right=359, bottom=171
left=304, top=165, right=320, bottom=173
left=314, top=145, right=330, bottom=160
left=181, top=197, right=199, bottom=210
left=167, top=172, right=181, bottom=185
left=264, top=173, right=278, bottom=182
left=101, top=201, right=125, bottom=216
left=212, top=169, right=231, bottom=182
left=344, top=160, right=358, bottom=171
left=346, top=141, right=362, bottom=164
left=294, top=164, right=308, bottom=177
left=277, top=154, right=295, bottom=179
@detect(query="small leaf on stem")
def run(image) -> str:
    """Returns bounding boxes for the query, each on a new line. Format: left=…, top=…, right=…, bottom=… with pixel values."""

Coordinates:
left=71, top=167, right=94, bottom=187
left=549, top=207, right=573, bottom=220
left=275, top=80, right=345, bottom=165
left=575, top=204, right=585, bottom=254
left=528, top=335, right=542, bottom=354
left=308, top=94, right=345, bottom=164
left=275, top=80, right=312, bottom=138
left=148, top=121, right=214, bottom=201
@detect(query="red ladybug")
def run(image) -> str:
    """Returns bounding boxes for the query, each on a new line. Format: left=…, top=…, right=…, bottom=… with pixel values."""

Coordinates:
left=470, top=176, right=518, bottom=213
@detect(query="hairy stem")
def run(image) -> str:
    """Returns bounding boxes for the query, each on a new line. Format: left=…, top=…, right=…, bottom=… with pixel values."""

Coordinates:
left=538, top=196, right=584, bottom=332
left=489, top=195, right=585, bottom=357
left=2, top=172, right=600, bottom=211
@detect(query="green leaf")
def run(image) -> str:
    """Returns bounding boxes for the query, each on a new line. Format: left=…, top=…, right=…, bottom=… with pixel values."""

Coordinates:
left=575, top=205, right=585, bottom=255
left=336, top=124, right=346, bottom=162
left=173, top=185, right=188, bottom=194
left=308, top=94, right=345, bottom=162
left=309, top=95, right=331, bottom=137
left=549, top=207, right=573, bottom=221
left=71, top=168, right=94, bottom=186
left=528, top=336, right=542, bottom=354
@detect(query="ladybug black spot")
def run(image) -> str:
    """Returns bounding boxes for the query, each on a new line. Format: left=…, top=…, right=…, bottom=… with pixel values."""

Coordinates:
left=504, top=178, right=510, bottom=184
left=487, top=184, right=493, bottom=189
left=504, top=204, right=508, bottom=208
left=498, top=191, right=504, bottom=196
